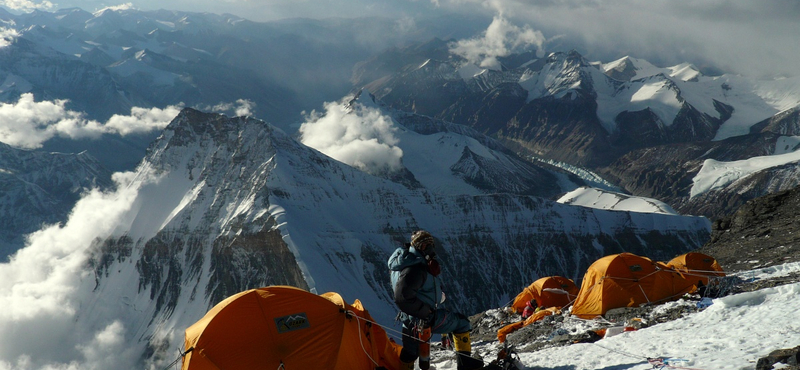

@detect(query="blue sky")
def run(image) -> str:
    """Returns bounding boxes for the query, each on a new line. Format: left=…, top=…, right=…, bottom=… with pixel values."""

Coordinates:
left=1, top=0, right=799, bottom=78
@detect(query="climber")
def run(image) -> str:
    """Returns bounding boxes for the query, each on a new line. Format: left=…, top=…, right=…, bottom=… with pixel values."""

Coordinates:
left=388, top=230, right=484, bottom=370
left=521, top=299, right=542, bottom=319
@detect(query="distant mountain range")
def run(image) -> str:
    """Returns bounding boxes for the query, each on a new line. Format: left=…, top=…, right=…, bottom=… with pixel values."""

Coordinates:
left=356, top=39, right=800, bottom=219
left=0, top=7, right=483, bottom=172
left=0, top=142, right=112, bottom=258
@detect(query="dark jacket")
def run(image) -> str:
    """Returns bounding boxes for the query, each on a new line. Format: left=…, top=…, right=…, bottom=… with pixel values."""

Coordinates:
left=388, top=245, right=442, bottom=320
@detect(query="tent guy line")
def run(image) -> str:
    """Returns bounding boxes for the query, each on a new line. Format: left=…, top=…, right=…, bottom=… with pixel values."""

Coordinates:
left=590, top=343, right=708, bottom=370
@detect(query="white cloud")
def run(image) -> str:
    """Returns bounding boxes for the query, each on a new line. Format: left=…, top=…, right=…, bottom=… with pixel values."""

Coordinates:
left=0, top=29, right=19, bottom=48
left=76, top=321, right=138, bottom=370
left=449, top=15, right=545, bottom=69
left=93, top=2, right=135, bottom=14
left=0, top=93, right=181, bottom=149
left=299, top=98, right=404, bottom=174
left=206, top=99, right=256, bottom=117
left=104, top=106, right=184, bottom=135
left=0, top=170, right=155, bottom=370
left=0, top=0, right=53, bottom=11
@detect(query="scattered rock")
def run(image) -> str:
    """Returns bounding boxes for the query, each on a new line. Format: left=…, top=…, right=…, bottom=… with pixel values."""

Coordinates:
left=466, top=274, right=800, bottom=365
left=756, top=346, right=800, bottom=370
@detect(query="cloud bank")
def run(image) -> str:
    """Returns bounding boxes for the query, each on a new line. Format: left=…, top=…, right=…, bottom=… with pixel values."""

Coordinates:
left=0, top=170, right=153, bottom=370
left=435, top=0, right=800, bottom=78
left=0, top=93, right=181, bottom=149
left=299, top=98, right=404, bottom=174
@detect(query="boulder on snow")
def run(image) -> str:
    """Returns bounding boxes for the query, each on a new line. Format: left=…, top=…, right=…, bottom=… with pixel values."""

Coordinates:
left=756, top=346, right=800, bottom=370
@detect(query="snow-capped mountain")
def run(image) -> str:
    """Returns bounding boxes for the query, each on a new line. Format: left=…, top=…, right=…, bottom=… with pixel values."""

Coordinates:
left=0, top=142, right=112, bottom=259
left=600, top=130, right=800, bottom=219
left=360, top=40, right=800, bottom=169
left=68, top=104, right=711, bottom=367
left=357, top=39, right=800, bottom=219
left=0, top=8, right=797, bottom=370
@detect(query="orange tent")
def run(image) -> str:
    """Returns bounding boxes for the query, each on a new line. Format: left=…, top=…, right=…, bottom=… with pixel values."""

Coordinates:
left=668, top=252, right=725, bottom=279
left=571, top=253, right=695, bottom=319
left=666, top=252, right=726, bottom=293
left=497, top=307, right=560, bottom=343
left=182, top=286, right=401, bottom=370
left=510, top=276, right=579, bottom=313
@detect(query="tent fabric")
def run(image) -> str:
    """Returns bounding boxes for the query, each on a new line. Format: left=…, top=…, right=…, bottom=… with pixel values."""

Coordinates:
left=570, top=253, right=696, bottom=319
left=510, top=276, right=579, bottom=313
left=497, top=307, right=559, bottom=343
left=182, top=285, right=401, bottom=370
left=667, top=252, right=725, bottom=289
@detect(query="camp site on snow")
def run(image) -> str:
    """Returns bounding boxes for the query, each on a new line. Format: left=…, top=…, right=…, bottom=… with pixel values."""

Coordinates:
left=174, top=251, right=745, bottom=370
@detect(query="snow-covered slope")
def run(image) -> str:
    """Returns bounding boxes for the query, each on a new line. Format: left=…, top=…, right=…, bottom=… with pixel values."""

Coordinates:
left=34, top=107, right=708, bottom=368
left=691, top=149, right=800, bottom=198
left=600, top=56, right=800, bottom=140
left=429, top=262, right=800, bottom=370
left=516, top=264, right=800, bottom=370
left=558, top=187, right=678, bottom=215
left=338, top=92, right=572, bottom=197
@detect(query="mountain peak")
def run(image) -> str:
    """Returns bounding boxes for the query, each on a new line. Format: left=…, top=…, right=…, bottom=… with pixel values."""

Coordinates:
left=603, top=56, right=638, bottom=81
left=668, top=62, right=702, bottom=82
left=546, top=50, right=588, bottom=66
left=167, top=108, right=242, bottom=138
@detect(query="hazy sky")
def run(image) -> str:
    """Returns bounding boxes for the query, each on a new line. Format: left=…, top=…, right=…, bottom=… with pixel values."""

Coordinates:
left=1, top=0, right=799, bottom=76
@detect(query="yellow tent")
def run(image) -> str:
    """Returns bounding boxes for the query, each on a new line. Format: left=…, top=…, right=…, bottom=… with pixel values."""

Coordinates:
left=182, top=286, right=401, bottom=370
left=509, top=276, right=579, bottom=313
left=571, top=253, right=695, bottom=319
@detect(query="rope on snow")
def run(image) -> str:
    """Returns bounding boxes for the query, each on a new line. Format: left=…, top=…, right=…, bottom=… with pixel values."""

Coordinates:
left=590, top=342, right=709, bottom=370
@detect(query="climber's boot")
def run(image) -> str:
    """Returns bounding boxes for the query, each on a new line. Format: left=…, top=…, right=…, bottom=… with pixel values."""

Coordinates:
left=399, top=359, right=414, bottom=370
left=453, top=332, right=484, bottom=370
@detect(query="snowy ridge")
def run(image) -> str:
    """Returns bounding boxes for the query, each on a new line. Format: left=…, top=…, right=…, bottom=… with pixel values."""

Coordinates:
left=691, top=149, right=800, bottom=198
left=557, top=187, right=678, bottom=215
left=518, top=51, right=591, bottom=102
